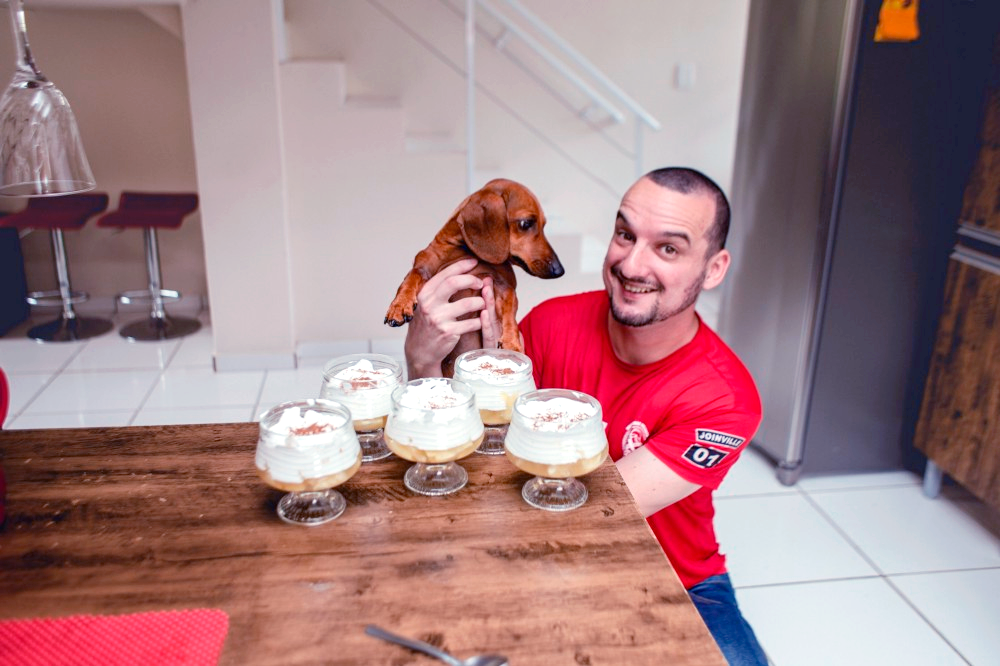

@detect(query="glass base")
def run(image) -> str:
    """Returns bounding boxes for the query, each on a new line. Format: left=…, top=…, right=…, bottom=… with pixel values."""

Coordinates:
left=358, top=429, right=392, bottom=462
left=404, top=462, right=468, bottom=496
left=521, top=476, right=588, bottom=512
left=477, top=423, right=508, bottom=455
left=276, top=489, right=346, bottom=525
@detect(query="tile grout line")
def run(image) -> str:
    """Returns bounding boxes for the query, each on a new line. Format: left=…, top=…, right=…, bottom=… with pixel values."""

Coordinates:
left=250, top=369, right=270, bottom=423
left=792, top=484, right=978, bottom=663
left=796, top=486, right=888, bottom=577
left=126, top=338, right=186, bottom=427
left=882, top=575, right=975, bottom=666
left=8, top=339, right=90, bottom=424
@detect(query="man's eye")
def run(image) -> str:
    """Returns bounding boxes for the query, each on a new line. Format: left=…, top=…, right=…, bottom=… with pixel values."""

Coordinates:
left=517, top=218, right=536, bottom=231
left=616, top=230, right=634, bottom=242
left=661, top=245, right=677, bottom=255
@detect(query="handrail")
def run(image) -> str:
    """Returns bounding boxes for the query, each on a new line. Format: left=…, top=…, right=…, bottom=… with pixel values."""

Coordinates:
left=497, top=0, right=661, bottom=131
left=477, top=0, right=625, bottom=124
left=464, top=0, right=661, bottom=189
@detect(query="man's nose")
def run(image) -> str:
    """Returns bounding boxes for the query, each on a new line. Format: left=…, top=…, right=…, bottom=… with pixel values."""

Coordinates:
left=618, top=243, right=647, bottom=278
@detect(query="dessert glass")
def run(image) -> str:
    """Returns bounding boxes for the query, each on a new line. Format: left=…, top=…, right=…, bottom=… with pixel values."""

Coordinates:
left=504, top=389, right=609, bottom=511
left=384, top=378, right=484, bottom=496
left=453, top=349, right=536, bottom=455
left=320, top=353, right=403, bottom=462
left=255, top=398, right=362, bottom=526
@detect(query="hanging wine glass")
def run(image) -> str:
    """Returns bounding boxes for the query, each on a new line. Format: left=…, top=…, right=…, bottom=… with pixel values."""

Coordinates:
left=0, top=0, right=95, bottom=197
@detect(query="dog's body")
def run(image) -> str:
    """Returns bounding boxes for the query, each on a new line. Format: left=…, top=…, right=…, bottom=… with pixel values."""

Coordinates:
left=385, top=178, right=564, bottom=376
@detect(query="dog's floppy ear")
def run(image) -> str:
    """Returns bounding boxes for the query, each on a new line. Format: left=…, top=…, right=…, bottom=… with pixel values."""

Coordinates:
left=456, top=190, right=510, bottom=264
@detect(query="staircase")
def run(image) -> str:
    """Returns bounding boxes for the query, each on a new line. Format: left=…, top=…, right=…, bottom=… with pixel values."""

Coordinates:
left=277, top=0, right=640, bottom=347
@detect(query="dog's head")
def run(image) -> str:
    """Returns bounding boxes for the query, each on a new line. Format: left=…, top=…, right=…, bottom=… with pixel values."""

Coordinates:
left=454, top=179, right=564, bottom=279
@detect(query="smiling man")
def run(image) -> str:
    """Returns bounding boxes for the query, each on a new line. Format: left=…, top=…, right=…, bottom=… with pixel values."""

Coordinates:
left=404, top=168, right=767, bottom=665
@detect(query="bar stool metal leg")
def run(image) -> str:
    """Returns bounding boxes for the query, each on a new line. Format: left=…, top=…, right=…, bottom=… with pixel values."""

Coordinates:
left=27, top=229, right=113, bottom=342
left=118, top=227, right=201, bottom=342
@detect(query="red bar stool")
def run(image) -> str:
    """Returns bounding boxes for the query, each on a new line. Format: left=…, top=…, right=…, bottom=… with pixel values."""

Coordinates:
left=96, top=192, right=201, bottom=341
left=0, top=193, right=112, bottom=342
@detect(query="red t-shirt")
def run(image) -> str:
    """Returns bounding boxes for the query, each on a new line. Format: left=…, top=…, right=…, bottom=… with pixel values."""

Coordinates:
left=520, top=291, right=762, bottom=589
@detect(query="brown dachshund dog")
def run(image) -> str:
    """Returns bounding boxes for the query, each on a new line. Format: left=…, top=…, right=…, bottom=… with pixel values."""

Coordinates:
left=385, top=178, right=564, bottom=376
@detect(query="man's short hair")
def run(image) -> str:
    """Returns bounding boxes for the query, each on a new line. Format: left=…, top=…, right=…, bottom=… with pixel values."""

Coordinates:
left=644, top=167, right=730, bottom=254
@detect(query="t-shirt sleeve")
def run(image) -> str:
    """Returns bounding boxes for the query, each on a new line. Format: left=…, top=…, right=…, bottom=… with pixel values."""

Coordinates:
left=643, top=395, right=761, bottom=491
left=519, top=307, right=544, bottom=386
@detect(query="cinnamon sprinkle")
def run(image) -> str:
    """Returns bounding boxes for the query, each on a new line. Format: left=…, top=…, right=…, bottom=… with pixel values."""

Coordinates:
left=290, top=423, right=334, bottom=436
left=476, top=362, right=516, bottom=376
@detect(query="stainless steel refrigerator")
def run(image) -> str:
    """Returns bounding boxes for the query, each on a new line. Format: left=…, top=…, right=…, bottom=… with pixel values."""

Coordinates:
left=718, top=0, right=1000, bottom=483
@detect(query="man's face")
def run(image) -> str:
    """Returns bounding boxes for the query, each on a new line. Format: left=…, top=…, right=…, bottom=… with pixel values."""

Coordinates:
left=602, top=178, right=728, bottom=328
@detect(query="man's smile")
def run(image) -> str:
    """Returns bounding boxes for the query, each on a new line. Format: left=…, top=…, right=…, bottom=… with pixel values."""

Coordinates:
left=612, top=266, right=660, bottom=295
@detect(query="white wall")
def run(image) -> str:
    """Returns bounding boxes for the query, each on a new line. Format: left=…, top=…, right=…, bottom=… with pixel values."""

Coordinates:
left=182, top=0, right=296, bottom=368
left=0, top=8, right=203, bottom=308
left=277, top=0, right=750, bottom=354
left=2, top=0, right=750, bottom=367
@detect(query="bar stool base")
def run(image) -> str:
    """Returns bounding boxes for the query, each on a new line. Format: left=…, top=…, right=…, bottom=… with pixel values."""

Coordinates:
left=120, top=315, right=201, bottom=342
left=28, top=316, right=113, bottom=342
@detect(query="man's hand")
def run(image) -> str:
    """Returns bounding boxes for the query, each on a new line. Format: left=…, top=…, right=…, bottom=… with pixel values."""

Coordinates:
left=404, top=258, right=499, bottom=379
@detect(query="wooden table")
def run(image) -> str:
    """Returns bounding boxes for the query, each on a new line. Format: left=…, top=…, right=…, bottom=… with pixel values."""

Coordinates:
left=0, top=424, right=725, bottom=665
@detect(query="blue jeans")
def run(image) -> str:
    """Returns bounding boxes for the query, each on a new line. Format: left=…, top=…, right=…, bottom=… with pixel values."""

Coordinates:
left=688, top=573, right=768, bottom=666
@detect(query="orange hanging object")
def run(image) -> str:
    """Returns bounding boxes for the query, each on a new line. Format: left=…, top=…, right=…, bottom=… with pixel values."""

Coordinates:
left=875, top=0, right=920, bottom=42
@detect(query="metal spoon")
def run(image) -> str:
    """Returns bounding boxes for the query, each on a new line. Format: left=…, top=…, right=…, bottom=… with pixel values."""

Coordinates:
left=364, top=624, right=509, bottom=666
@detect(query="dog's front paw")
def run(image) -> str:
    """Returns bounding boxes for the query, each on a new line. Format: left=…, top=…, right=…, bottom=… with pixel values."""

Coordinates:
left=384, top=299, right=415, bottom=327
left=499, top=331, right=523, bottom=353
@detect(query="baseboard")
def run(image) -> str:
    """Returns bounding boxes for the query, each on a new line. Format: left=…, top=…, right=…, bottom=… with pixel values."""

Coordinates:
left=295, top=339, right=370, bottom=360
left=213, top=352, right=297, bottom=372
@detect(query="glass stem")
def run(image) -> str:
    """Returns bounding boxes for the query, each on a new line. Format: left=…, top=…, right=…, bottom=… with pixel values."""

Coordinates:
left=7, top=0, right=45, bottom=81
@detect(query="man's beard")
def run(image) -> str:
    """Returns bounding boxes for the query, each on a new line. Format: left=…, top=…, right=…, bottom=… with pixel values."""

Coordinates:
left=608, top=265, right=706, bottom=327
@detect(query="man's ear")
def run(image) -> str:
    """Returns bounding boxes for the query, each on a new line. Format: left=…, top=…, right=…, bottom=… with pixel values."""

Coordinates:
left=456, top=191, right=510, bottom=264
left=702, top=249, right=731, bottom=290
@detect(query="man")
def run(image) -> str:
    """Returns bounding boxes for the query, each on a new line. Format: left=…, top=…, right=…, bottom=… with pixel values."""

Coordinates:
left=405, top=167, right=767, bottom=666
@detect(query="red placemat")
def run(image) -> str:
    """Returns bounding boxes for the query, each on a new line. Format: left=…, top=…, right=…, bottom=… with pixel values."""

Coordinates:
left=0, top=609, right=229, bottom=666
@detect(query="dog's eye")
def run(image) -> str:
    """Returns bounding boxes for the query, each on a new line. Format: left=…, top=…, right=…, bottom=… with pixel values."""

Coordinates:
left=517, top=218, right=536, bottom=231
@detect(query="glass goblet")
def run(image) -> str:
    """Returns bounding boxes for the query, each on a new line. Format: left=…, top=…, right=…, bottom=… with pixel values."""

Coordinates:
left=0, top=0, right=95, bottom=196
left=255, top=398, right=362, bottom=526
left=504, top=389, right=609, bottom=511
left=453, top=348, right=536, bottom=455
left=320, top=353, right=402, bottom=462
left=384, top=378, right=484, bottom=496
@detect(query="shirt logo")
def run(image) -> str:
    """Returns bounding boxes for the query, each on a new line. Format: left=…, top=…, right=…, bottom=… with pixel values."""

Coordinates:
left=695, top=428, right=745, bottom=449
left=621, top=421, right=649, bottom=457
left=682, top=444, right=730, bottom=469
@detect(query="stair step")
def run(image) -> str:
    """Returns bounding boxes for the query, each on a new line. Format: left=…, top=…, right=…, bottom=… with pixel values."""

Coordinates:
left=344, top=94, right=401, bottom=109
left=404, top=132, right=464, bottom=154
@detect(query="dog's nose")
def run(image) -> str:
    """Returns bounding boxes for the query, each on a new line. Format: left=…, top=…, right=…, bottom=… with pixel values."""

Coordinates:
left=546, top=256, right=565, bottom=279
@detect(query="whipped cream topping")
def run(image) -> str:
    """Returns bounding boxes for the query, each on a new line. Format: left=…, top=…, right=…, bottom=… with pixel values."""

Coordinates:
left=505, top=394, right=607, bottom=464
left=396, top=378, right=464, bottom=411
left=322, top=358, right=400, bottom=421
left=333, top=358, right=395, bottom=388
left=386, top=379, right=484, bottom=451
left=457, top=353, right=530, bottom=383
left=517, top=397, right=598, bottom=431
left=256, top=405, right=360, bottom=484
left=455, top=351, right=536, bottom=413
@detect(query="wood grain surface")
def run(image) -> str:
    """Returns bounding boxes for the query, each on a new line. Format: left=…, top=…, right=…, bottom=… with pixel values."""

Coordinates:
left=0, top=424, right=724, bottom=665
left=914, top=260, right=1000, bottom=509
left=959, top=34, right=1000, bottom=233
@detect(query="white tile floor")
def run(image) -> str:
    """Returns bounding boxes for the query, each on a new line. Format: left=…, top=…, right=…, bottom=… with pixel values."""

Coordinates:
left=2, top=314, right=1000, bottom=665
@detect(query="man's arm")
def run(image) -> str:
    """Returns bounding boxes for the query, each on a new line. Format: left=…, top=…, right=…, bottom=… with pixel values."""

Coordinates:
left=403, top=258, right=501, bottom=379
left=615, top=446, right=700, bottom=517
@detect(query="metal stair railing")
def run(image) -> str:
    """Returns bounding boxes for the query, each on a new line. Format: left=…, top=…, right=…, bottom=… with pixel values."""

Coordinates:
left=464, top=0, right=661, bottom=191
